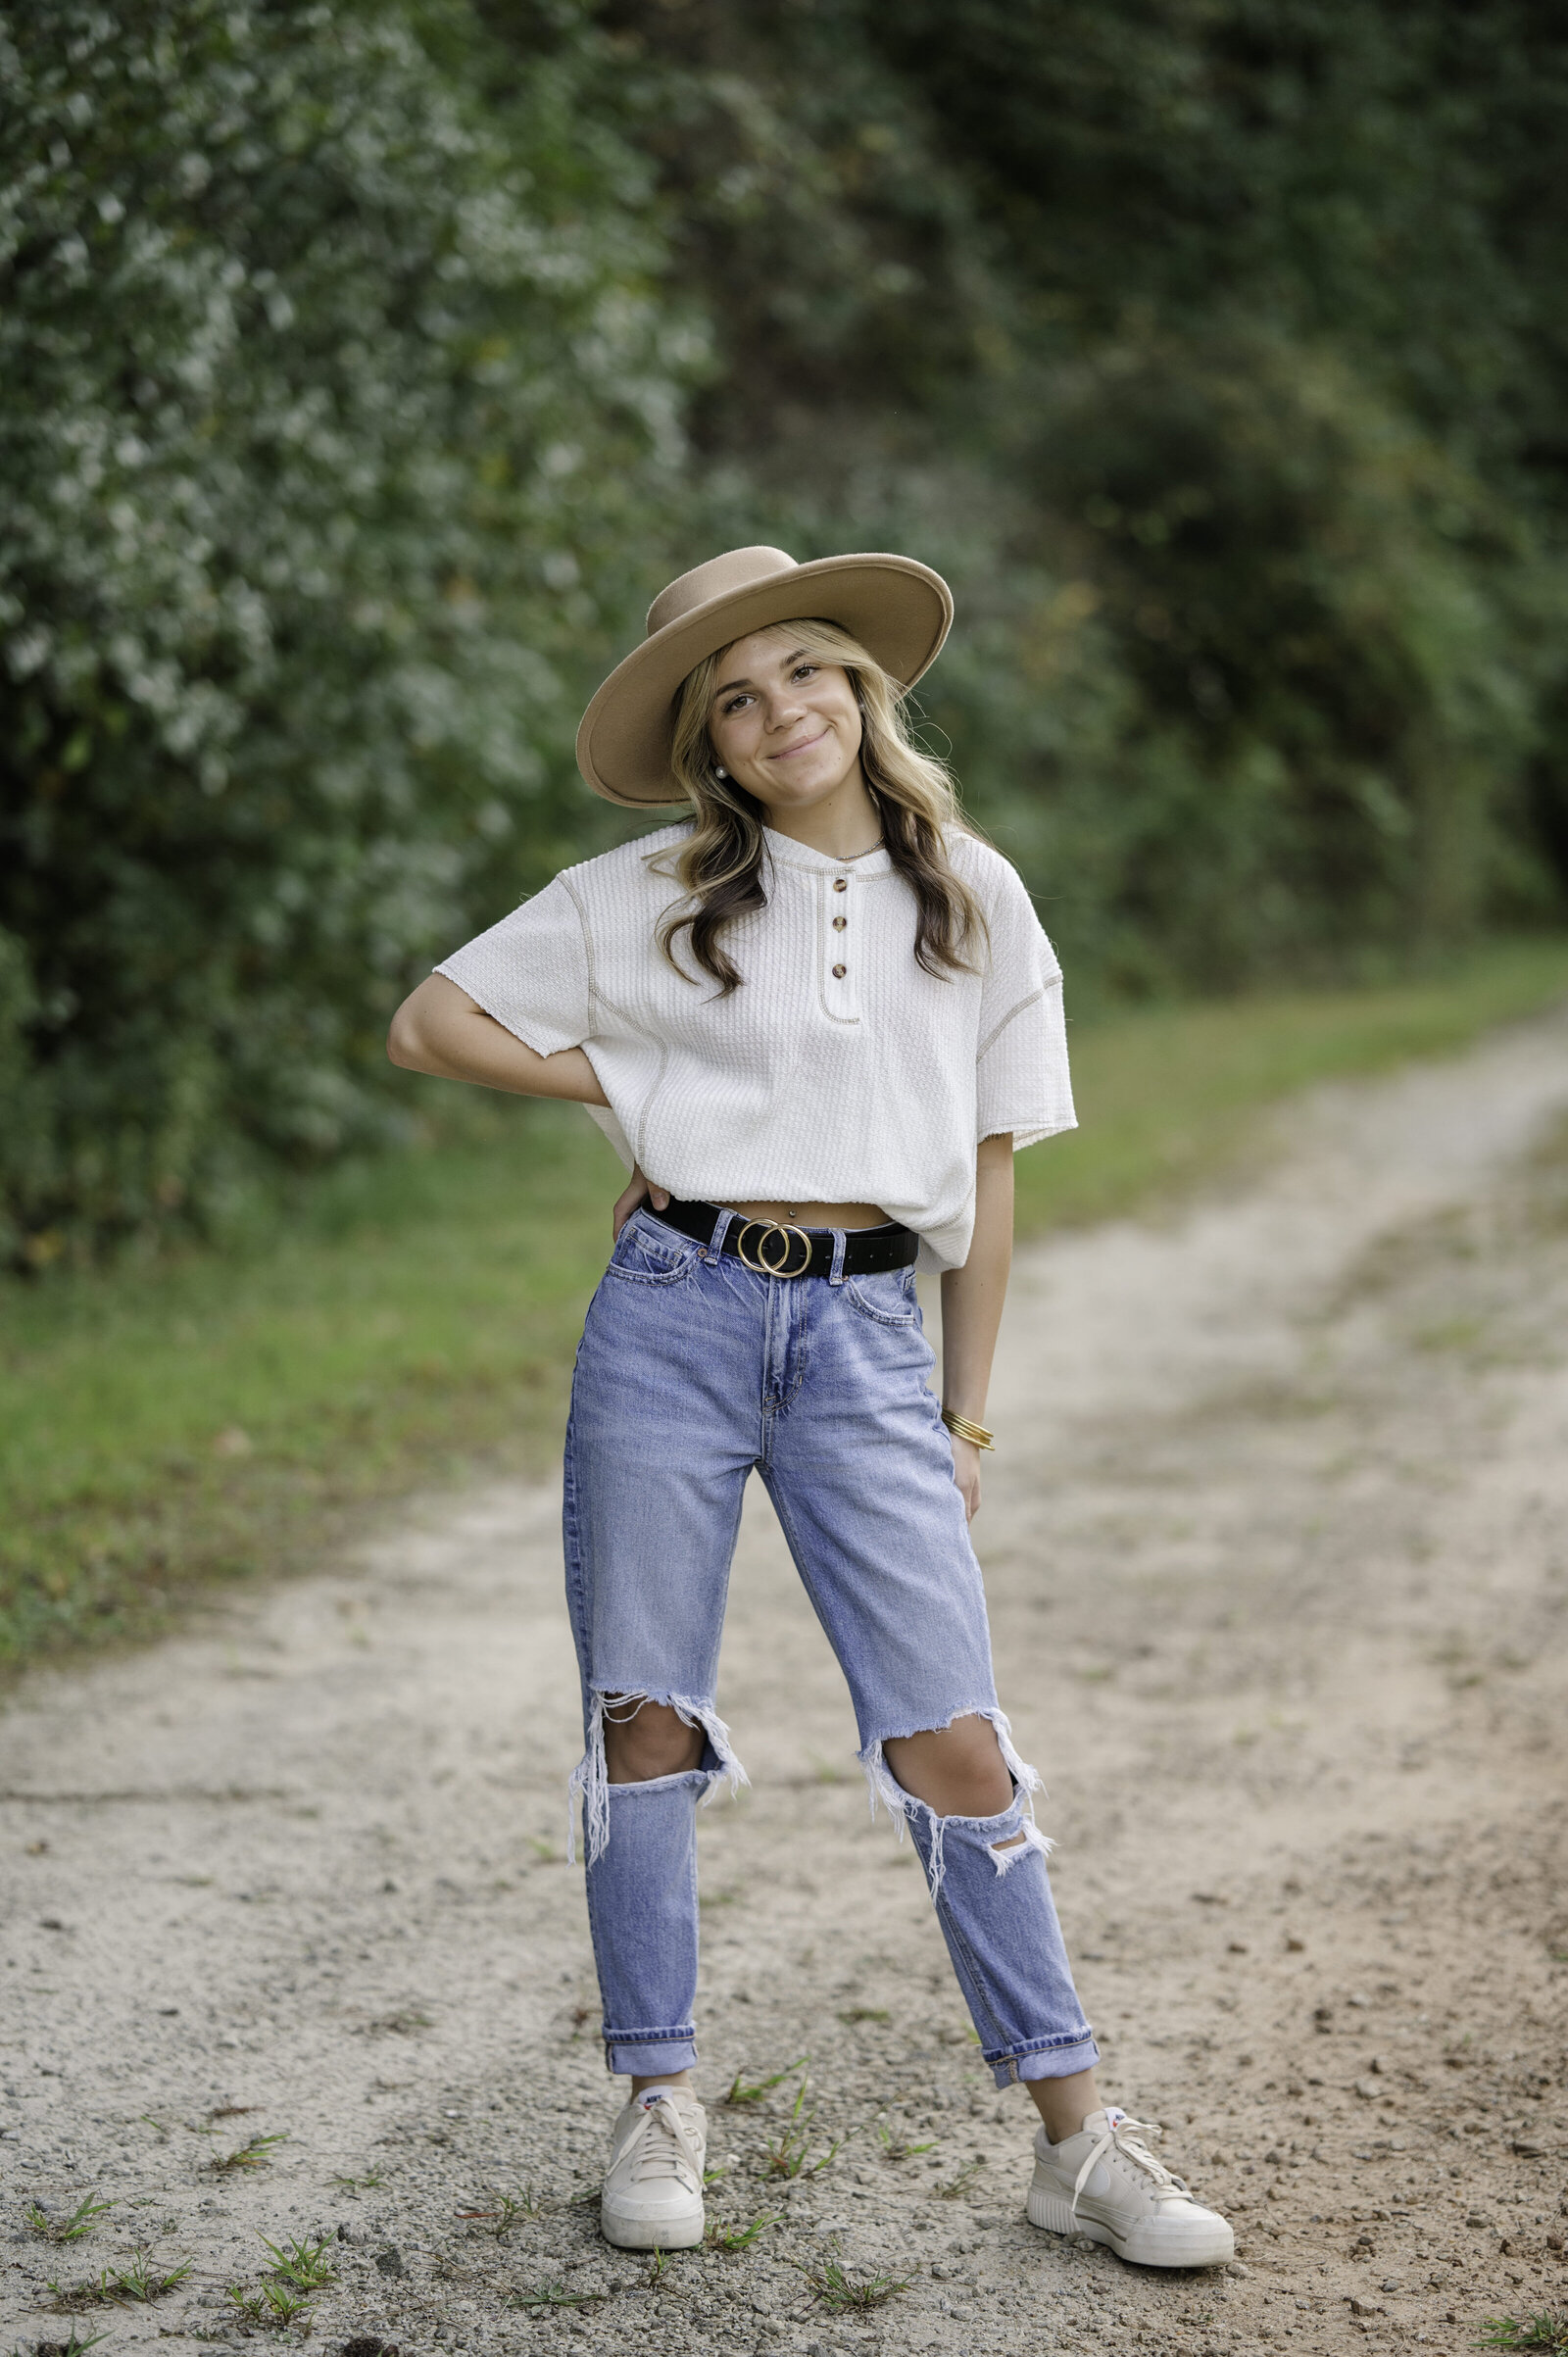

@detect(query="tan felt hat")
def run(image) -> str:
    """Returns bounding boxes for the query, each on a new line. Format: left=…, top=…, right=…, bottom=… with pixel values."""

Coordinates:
left=575, top=544, right=954, bottom=807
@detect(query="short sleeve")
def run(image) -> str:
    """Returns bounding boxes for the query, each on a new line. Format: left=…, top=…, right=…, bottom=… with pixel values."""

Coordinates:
left=433, top=873, right=593, bottom=1056
left=975, top=864, right=1076, bottom=1149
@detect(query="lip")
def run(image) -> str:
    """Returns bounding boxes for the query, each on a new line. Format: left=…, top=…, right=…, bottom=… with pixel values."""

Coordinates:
left=766, top=727, right=829, bottom=762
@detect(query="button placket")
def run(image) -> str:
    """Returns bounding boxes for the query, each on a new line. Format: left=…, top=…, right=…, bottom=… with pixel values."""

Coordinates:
left=821, top=872, right=859, bottom=1020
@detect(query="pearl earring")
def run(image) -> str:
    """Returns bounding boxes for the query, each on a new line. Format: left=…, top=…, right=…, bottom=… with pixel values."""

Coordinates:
left=714, top=762, right=728, bottom=779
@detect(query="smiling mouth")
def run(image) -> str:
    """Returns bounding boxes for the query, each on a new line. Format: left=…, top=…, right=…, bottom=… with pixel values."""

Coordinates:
left=767, top=728, right=828, bottom=761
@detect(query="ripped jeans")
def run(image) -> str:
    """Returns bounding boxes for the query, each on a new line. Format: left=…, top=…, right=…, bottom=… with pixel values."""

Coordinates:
left=563, top=1204, right=1099, bottom=2090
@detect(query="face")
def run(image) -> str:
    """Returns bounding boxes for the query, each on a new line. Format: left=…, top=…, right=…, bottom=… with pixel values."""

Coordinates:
left=705, top=627, right=863, bottom=816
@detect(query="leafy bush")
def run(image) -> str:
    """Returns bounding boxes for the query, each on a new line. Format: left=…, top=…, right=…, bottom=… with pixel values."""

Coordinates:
left=0, top=0, right=692, bottom=1263
left=4, top=0, right=1566, bottom=1261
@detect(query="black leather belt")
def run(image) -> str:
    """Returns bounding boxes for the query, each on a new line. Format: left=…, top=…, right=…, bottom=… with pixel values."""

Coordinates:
left=654, top=1197, right=918, bottom=1279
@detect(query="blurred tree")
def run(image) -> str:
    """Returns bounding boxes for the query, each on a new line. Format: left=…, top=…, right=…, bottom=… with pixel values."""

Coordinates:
left=0, top=0, right=695, bottom=1262
left=571, top=0, right=1568, bottom=988
left=5, top=0, right=1567, bottom=1260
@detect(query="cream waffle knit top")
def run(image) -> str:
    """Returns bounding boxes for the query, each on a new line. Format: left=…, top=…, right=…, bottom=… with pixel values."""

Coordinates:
left=435, top=822, right=1074, bottom=1271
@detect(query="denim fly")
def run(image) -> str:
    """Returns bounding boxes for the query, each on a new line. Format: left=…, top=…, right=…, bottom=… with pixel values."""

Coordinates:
left=562, top=1204, right=1099, bottom=2088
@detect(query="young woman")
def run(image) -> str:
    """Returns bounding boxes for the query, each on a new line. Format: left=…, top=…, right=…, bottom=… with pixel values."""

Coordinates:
left=389, top=545, right=1233, bottom=2271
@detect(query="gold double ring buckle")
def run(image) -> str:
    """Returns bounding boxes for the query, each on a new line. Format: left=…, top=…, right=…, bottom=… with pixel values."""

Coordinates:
left=734, top=1219, right=813, bottom=1278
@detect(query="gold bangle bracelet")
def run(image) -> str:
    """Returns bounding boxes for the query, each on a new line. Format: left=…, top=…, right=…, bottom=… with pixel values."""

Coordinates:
left=941, top=1408, right=996, bottom=1451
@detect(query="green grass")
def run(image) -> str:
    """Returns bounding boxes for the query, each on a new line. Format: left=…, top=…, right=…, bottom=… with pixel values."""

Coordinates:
left=3, top=934, right=1567, bottom=1670
left=1013, top=934, right=1568, bottom=1231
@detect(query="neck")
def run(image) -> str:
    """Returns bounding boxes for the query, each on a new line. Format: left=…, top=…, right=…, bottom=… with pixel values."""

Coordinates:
left=757, top=769, right=881, bottom=861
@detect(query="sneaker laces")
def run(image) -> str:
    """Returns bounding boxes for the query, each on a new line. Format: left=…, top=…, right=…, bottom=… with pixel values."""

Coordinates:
left=615, top=2094, right=703, bottom=2194
left=1068, top=2113, right=1193, bottom=2226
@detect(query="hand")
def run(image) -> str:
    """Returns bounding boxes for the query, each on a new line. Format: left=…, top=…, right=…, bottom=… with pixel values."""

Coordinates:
left=950, top=1434, right=983, bottom=1522
left=612, top=1164, right=670, bottom=1242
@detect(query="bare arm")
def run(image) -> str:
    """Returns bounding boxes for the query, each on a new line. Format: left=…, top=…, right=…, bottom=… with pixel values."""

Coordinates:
left=386, top=973, right=609, bottom=1105
left=939, top=1131, right=1014, bottom=1521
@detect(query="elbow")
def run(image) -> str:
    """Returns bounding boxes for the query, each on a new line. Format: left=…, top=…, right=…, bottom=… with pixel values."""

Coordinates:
left=386, top=999, right=425, bottom=1072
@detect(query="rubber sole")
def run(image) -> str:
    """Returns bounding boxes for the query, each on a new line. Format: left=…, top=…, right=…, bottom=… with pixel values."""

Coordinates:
left=1026, top=2185, right=1235, bottom=2269
left=599, top=2201, right=705, bottom=2252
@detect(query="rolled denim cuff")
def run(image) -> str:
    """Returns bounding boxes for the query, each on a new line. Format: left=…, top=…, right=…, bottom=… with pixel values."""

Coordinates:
left=995, top=2033, right=1101, bottom=2088
left=605, top=2034, right=698, bottom=2078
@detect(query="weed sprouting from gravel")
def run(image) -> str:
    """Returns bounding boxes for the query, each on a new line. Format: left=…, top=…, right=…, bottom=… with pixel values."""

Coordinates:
left=801, top=2257, right=911, bottom=2313
left=876, top=2124, right=936, bottom=2162
left=706, top=2211, right=782, bottom=2252
left=48, top=2250, right=193, bottom=2308
left=508, top=2282, right=607, bottom=2312
left=330, top=2168, right=387, bottom=2190
left=366, top=2009, right=432, bottom=2036
left=1477, top=2320, right=1568, bottom=2353
left=760, top=2076, right=843, bottom=2180
left=213, top=2131, right=288, bottom=2173
left=457, top=2188, right=537, bottom=2234
left=227, top=2282, right=313, bottom=2331
left=259, top=2234, right=336, bottom=2290
left=724, top=2055, right=808, bottom=2107
left=933, top=2156, right=984, bottom=2199
left=25, top=2329, right=109, bottom=2357
left=26, top=2195, right=113, bottom=2243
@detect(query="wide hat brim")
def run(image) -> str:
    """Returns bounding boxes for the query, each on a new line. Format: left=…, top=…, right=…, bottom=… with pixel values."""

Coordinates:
left=575, top=550, right=954, bottom=807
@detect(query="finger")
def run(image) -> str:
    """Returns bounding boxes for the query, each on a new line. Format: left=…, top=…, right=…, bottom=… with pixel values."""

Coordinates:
left=650, top=1186, right=669, bottom=1209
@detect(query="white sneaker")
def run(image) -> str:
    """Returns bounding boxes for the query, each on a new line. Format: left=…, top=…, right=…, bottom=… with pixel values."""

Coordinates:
left=600, top=2087, right=707, bottom=2250
left=1027, top=2106, right=1235, bottom=2269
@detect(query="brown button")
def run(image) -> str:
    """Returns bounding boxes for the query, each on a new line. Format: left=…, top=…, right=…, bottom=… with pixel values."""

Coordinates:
left=832, top=877, right=848, bottom=893
left=831, top=962, right=847, bottom=979
left=832, top=914, right=847, bottom=931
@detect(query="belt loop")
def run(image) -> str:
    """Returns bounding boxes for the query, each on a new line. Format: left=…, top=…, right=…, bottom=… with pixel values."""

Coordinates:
left=829, top=1228, right=848, bottom=1286
left=708, top=1204, right=735, bottom=1259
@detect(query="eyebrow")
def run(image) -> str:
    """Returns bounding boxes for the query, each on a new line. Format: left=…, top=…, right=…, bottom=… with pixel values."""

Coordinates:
left=711, top=647, right=809, bottom=700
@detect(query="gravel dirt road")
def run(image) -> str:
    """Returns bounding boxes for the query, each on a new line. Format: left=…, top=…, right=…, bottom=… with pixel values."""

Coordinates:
left=5, top=1008, right=1568, bottom=2357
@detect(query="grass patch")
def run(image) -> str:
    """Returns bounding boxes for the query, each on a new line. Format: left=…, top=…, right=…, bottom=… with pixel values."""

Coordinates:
left=800, top=2257, right=911, bottom=2313
left=4, top=934, right=1566, bottom=1670
left=48, top=2249, right=193, bottom=2309
left=257, top=2234, right=335, bottom=2291
left=932, top=2156, right=985, bottom=2199
left=457, top=2189, right=537, bottom=2234
left=760, top=2077, right=843, bottom=2181
left=508, top=2282, right=607, bottom=2312
left=723, top=2056, right=808, bottom=2108
left=225, top=2282, right=314, bottom=2331
left=212, top=2132, right=288, bottom=2174
left=706, top=2211, right=781, bottom=2252
left=25, top=2196, right=112, bottom=2244
left=1013, top=935, right=1568, bottom=1233
left=1476, top=2321, right=1568, bottom=2353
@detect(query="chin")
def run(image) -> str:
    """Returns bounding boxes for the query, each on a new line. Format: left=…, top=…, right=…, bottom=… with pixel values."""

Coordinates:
left=765, top=762, right=852, bottom=807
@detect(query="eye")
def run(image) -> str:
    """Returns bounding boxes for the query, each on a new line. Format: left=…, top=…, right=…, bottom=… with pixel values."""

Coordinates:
left=720, top=692, right=753, bottom=715
left=792, top=663, right=819, bottom=681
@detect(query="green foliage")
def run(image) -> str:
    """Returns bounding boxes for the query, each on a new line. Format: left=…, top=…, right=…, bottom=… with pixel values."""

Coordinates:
left=25, top=2194, right=113, bottom=2244
left=3, top=0, right=1568, bottom=1259
left=0, top=0, right=691, bottom=1262
left=1475, top=2319, right=1568, bottom=2353
left=3, top=940, right=1566, bottom=1667
left=584, top=0, right=1568, bottom=994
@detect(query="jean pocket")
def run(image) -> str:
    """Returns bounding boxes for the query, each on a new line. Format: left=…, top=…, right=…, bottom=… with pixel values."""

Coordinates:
left=843, top=1265, right=919, bottom=1325
left=604, top=1212, right=699, bottom=1287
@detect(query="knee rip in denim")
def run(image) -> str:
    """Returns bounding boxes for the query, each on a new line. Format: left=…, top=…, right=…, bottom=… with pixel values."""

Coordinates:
left=568, top=1688, right=747, bottom=1865
left=858, top=1706, right=1051, bottom=1901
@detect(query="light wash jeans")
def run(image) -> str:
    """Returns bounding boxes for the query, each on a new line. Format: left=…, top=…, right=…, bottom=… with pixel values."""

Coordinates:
left=564, top=1204, right=1099, bottom=2090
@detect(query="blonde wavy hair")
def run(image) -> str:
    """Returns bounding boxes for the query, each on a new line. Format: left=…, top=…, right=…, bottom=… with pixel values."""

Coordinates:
left=652, top=617, right=984, bottom=992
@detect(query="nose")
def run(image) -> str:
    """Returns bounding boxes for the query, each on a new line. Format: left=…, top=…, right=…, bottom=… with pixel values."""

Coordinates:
left=763, top=684, right=808, bottom=730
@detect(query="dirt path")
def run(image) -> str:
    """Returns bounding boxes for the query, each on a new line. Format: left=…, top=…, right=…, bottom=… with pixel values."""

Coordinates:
left=5, top=1010, right=1568, bottom=2357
